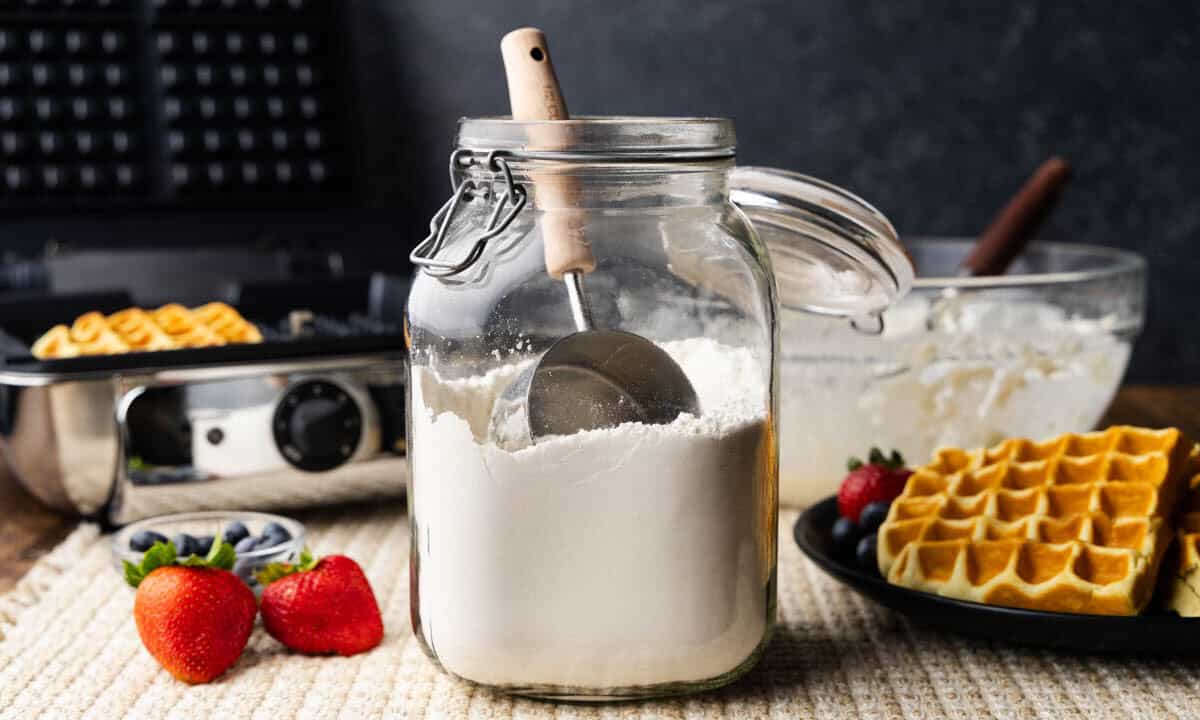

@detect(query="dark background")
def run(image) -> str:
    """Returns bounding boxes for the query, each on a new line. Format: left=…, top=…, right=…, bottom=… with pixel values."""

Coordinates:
left=1, top=2, right=1195, bottom=382
left=345, top=0, right=1199, bottom=383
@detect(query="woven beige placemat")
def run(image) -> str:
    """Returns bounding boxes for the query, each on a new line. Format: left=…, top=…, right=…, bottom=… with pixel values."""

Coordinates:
left=2, top=507, right=1199, bottom=720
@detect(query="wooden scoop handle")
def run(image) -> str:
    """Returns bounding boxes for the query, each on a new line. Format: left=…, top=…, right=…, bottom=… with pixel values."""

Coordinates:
left=500, top=27, right=595, bottom=279
left=501, top=27, right=568, bottom=120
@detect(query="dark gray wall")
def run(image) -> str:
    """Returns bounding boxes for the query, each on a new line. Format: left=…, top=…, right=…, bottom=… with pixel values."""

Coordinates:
left=348, top=0, right=1199, bottom=383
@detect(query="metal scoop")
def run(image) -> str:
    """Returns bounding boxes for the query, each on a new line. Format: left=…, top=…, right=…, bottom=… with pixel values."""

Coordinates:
left=489, top=270, right=699, bottom=444
left=488, top=28, right=699, bottom=445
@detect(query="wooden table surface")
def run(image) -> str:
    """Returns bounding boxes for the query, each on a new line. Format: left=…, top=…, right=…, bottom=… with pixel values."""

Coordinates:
left=1, top=385, right=1197, bottom=595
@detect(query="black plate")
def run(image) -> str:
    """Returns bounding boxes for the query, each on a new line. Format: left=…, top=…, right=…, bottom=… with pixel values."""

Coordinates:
left=794, top=496, right=1200, bottom=652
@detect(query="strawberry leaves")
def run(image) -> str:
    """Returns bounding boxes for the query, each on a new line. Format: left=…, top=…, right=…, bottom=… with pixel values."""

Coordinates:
left=124, top=541, right=176, bottom=588
left=124, top=538, right=237, bottom=588
left=848, top=447, right=906, bottom=472
left=198, top=537, right=236, bottom=571
left=254, top=549, right=317, bottom=586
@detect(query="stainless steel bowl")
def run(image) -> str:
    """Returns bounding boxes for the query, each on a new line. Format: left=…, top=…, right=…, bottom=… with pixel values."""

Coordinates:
left=776, top=238, right=1146, bottom=507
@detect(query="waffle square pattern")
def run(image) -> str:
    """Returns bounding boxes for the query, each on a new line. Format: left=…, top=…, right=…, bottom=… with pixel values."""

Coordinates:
left=1167, top=474, right=1200, bottom=616
left=878, top=427, right=1197, bottom=616
left=32, top=302, right=262, bottom=359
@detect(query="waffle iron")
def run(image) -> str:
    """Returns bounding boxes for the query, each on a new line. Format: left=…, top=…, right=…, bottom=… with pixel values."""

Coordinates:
left=0, top=275, right=408, bottom=526
left=0, top=1, right=414, bottom=525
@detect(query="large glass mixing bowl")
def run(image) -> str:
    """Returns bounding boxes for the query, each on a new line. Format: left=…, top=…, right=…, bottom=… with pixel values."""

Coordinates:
left=778, top=238, right=1146, bottom=508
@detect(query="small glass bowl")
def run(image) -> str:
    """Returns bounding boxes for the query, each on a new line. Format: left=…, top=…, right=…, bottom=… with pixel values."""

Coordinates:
left=111, top=510, right=306, bottom=591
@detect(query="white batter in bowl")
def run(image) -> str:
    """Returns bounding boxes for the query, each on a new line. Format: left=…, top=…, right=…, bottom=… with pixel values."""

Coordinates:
left=777, top=238, right=1145, bottom=507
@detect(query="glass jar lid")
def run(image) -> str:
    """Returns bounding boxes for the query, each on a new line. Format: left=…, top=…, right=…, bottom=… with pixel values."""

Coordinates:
left=730, top=167, right=913, bottom=318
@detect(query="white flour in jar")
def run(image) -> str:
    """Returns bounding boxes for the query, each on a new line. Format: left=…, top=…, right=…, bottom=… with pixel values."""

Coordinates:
left=410, top=338, right=773, bottom=690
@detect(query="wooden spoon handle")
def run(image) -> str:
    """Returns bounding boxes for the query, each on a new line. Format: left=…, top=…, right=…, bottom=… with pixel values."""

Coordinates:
left=962, top=157, right=1071, bottom=276
left=500, top=27, right=595, bottom=279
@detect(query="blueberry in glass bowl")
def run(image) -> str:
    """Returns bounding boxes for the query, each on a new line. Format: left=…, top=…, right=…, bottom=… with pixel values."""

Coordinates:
left=112, top=511, right=306, bottom=592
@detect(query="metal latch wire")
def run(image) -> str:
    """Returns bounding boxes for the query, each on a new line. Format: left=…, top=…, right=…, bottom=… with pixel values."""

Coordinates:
left=410, top=149, right=528, bottom=277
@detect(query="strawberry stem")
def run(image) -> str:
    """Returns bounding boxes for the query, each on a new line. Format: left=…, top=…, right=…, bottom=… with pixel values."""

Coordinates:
left=849, top=448, right=908, bottom=473
left=123, top=538, right=237, bottom=588
left=253, top=548, right=317, bottom=586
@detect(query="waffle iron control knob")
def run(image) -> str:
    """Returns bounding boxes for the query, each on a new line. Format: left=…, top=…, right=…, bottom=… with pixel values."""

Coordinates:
left=273, top=380, right=363, bottom=472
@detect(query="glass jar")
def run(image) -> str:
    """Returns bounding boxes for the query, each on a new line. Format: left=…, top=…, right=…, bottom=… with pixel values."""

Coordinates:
left=405, top=117, right=911, bottom=699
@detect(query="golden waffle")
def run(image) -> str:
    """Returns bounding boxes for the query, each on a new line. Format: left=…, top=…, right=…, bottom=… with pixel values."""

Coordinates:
left=31, top=302, right=261, bottom=359
left=30, top=325, right=81, bottom=359
left=193, top=302, right=263, bottom=343
left=68, top=311, right=131, bottom=355
left=877, top=427, right=1195, bottom=616
left=107, top=308, right=175, bottom=352
left=151, top=303, right=226, bottom=347
left=1167, top=466, right=1200, bottom=617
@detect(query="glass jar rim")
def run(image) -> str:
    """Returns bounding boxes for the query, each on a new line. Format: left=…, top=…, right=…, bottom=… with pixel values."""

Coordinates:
left=456, top=116, right=737, bottom=159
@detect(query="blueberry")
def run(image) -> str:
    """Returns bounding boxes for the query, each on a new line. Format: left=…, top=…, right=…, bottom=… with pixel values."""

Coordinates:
left=195, top=535, right=214, bottom=555
left=172, top=533, right=198, bottom=557
left=856, top=533, right=879, bottom=570
left=129, top=530, right=168, bottom=552
left=223, top=520, right=250, bottom=545
left=256, top=533, right=286, bottom=549
left=832, top=516, right=862, bottom=556
left=859, top=501, right=892, bottom=533
left=234, top=536, right=258, bottom=554
left=261, top=521, right=291, bottom=543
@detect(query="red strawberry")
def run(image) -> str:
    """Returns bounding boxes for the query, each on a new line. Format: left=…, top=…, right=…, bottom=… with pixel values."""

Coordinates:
left=124, top=540, right=256, bottom=684
left=837, top=447, right=913, bottom=523
left=257, top=552, right=383, bottom=656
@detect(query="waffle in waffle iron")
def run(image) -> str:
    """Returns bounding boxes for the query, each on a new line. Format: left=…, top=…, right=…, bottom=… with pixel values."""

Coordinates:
left=31, top=303, right=262, bottom=359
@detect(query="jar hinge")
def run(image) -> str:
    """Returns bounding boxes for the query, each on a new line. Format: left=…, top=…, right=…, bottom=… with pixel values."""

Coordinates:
left=409, top=149, right=528, bottom=277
